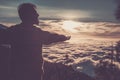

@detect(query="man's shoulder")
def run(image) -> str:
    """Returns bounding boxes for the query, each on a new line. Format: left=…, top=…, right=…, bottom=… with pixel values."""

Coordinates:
left=8, top=24, right=21, bottom=30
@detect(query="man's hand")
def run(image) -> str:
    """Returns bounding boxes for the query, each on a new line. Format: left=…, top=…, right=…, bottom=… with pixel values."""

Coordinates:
left=66, top=36, right=71, bottom=40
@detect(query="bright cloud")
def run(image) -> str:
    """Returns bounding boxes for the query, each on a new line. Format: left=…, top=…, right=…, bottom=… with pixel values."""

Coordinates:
left=38, top=20, right=120, bottom=39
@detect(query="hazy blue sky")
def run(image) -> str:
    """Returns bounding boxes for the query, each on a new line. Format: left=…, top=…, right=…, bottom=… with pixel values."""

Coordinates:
left=0, top=0, right=118, bottom=23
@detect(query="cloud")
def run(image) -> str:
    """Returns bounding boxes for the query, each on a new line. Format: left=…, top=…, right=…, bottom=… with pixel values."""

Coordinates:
left=0, top=0, right=115, bottom=11
left=114, top=0, right=120, bottom=21
left=74, top=22, right=120, bottom=38
left=92, top=32, right=120, bottom=38
left=39, top=21, right=51, bottom=27
left=0, top=0, right=117, bottom=22
left=40, top=20, right=120, bottom=39
left=35, top=0, right=114, bottom=10
left=0, top=5, right=18, bottom=23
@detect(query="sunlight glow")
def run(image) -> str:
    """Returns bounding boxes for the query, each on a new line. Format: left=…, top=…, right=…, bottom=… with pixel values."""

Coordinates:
left=62, top=20, right=80, bottom=33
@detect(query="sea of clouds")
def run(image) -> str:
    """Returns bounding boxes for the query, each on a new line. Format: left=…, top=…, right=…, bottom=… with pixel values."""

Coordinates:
left=43, top=39, right=119, bottom=77
left=1, top=21, right=120, bottom=77
left=37, top=20, right=120, bottom=77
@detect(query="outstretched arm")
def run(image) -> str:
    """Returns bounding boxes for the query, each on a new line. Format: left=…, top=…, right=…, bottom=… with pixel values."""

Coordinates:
left=42, top=31, right=71, bottom=45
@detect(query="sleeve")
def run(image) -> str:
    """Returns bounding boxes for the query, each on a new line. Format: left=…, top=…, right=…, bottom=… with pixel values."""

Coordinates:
left=42, top=31, right=70, bottom=45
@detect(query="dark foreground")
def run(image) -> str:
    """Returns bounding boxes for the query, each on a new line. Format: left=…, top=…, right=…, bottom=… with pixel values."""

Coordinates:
left=0, top=46, right=94, bottom=80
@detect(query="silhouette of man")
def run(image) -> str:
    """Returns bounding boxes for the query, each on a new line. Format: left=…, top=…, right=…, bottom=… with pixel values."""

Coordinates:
left=5, top=3, right=70, bottom=80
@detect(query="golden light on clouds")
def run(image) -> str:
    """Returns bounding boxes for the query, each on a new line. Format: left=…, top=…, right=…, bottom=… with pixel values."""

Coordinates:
left=62, top=20, right=80, bottom=33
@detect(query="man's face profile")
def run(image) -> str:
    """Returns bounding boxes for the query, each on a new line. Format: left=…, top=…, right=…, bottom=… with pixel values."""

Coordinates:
left=29, top=7, right=39, bottom=25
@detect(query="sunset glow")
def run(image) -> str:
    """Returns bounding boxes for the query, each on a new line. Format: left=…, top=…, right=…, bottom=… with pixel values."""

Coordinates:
left=62, top=20, right=80, bottom=33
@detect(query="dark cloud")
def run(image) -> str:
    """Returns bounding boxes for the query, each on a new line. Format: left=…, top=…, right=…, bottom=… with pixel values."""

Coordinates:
left=50, top=20, right=62, bottom=23
left=0, top=0, right=117, bottom=22
left=115, top=0, right=120, bottom=21
left=36, top=0, right=114, bottom=10
left=115, top=0, right=120, bottom=4
left=0, top=0, right=116, bottom=12
left=40, top=17, right=63, bottom=21
left=0, top=17, right=20, bottom=23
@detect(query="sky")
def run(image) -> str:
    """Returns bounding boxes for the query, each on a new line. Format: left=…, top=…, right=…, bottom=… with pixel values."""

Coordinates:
left=0, top=0, right=120, bottom=39
left=0, top=0, right=118, bottom=23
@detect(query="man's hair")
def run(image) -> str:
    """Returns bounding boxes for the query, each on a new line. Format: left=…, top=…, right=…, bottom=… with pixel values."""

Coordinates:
left=18, top=3, right=36, bottom=22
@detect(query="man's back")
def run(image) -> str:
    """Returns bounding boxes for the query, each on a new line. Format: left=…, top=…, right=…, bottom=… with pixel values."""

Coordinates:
left=6, top=24, right=44, bottom=80
left=7, top=24, right=44, bottom=63
left=7, top=23, right=70, bottom=63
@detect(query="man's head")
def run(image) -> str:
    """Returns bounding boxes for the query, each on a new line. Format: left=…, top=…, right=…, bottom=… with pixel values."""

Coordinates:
left=18, top=3, right=39, bottom=25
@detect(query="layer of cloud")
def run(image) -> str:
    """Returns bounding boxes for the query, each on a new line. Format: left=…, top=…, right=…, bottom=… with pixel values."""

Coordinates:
left=43, top=39, right=119, bottom=76
left=38, top=20, right=120, bottom=39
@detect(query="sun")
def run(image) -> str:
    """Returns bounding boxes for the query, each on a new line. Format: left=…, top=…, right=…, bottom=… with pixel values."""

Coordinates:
left=62, top=20, right=80, bottom=33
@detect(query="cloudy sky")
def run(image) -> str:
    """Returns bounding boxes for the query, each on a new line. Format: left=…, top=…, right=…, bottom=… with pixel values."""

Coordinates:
left=0, top=0, right=118, bottom=23
left=0, top=0, right=120, bottom=39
